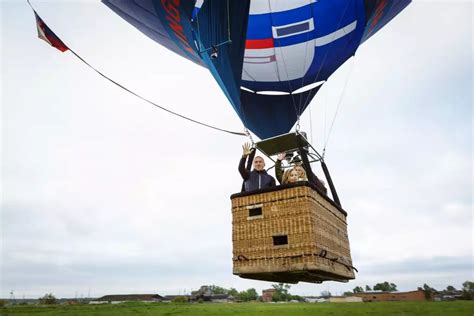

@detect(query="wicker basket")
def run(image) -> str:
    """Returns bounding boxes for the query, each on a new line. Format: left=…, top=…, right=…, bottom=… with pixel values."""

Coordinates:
left=231, top=182, right=355, bottom=284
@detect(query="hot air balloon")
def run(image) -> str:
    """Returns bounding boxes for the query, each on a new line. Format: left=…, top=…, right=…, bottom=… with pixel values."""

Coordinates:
left=102, top=0, right=410, bottom=140
left=102, top=0, right=411, bottom=283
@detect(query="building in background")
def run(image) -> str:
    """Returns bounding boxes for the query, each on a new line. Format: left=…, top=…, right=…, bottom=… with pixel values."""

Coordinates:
left=262, top=289, right=276, bottom=302
left=328, top=296, right=363, bottom=303
left=354, top=290, right=427, bottom=302
left=95, top=294, right=164, bottom=303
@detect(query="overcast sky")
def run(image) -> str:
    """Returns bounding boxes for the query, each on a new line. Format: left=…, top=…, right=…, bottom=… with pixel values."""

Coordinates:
left=1, top=0, right=472, bottom=299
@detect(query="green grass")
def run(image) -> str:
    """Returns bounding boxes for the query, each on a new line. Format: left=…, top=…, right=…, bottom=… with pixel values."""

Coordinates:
left=1, top=301, right=473, bottom=316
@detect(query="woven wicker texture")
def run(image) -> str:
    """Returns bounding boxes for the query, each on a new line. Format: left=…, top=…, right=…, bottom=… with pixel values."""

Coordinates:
left=232, top=185, right=355, bottom=284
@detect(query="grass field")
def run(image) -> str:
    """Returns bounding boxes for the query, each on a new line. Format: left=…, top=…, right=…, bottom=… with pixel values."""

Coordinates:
left=1, top=301, right=474, bottom=316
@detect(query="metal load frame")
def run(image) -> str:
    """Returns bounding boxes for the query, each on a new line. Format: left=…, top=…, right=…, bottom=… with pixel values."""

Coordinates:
left=254, top=132, right=341, bottom=207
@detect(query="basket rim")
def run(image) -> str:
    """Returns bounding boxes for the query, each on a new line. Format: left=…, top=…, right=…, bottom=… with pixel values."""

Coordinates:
left=230, top=182, right=347, bottom=217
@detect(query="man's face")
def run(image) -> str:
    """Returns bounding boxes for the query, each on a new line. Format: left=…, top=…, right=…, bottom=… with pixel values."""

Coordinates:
left=253, top=156, right=265, bottom=171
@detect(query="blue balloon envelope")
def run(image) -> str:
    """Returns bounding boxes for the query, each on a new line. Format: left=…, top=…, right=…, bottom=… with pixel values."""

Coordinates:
left=103, top=0, right=410, bottom=139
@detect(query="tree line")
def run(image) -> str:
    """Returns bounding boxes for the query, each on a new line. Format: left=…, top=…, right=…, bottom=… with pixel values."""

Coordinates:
left=205, top=284, right=303, bottom=302
left=4, top=280, right=472, bottom=305
left=207, top=285, right=259, bottom=302
left=342, top=280, right=474, bottom=300
left=343, top=281, right=398, bottom=296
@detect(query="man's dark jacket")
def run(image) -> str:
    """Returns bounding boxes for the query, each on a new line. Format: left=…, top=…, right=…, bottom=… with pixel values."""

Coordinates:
left=239, top=156, right=276, bottom=192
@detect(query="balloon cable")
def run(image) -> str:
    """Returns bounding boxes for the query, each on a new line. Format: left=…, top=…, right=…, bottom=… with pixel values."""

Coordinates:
left=308, top=100, right=313, bottom=144
left=27, top=1, right=246, bottom=137
left=69, top=50, right=246, bottom=136
left=301, top=0, right=351, bottom=112
left=323, top=57, right=356, bottom=153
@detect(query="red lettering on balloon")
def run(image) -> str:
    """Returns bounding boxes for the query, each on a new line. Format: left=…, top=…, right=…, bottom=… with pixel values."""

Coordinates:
left=160, top=0, right=195, bottom=54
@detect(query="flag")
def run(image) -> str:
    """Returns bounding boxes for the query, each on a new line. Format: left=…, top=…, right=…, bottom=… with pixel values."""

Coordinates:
left=34, top=11, right=69, bottom=52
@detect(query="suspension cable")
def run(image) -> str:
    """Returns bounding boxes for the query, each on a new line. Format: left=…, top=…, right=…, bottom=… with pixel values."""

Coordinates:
left=196, top=6, right=202, bottom=52
left=292, top=0, right=352, bottom=148
left=301, top=0, right=352, bottom=110
left=308, top=100, right=313, bottom=144
left=227, top=0, right=231, bottom=41
left=323, top=57, right=356, bottom=153
left=71, top=50, right=246, bottom=136
left=301, top=0, right=354, bottom=153
left=244, top=128, right=255, bottom=146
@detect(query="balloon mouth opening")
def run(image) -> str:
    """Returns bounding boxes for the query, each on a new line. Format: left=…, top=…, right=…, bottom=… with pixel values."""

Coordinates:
left=256, top=91, right=290, bottom=96
left=241, top=86, right=255, bottom=93
left=241, top=81, right=324, bottom=96
left=241, top=86, right=290, bottom=95
left=292, top=81, right=325, bottom=94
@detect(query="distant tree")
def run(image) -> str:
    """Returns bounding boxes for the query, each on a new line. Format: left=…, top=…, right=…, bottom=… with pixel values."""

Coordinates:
left=373, top=282, right=397, bottom=292
left=365, top=285, right=372, bottom=291
left=446, top=285, right=456, bottom=292
left=237, top=288, right=258, bottom=302
left=423, top=284, right=436, bottom=291
left=462, top=281, right=474, bottom=292
left=462, top=281, right=474, bottom=300
left=209, top=285, right=227, bottom=295
left=39, top=293, right=57, bottom=305
left=353, top=286, right=364, bottom=293
left=231, top=293, right=243, bottom=302
left=272, top=283, right=291, bottom=302
left=320, top=290, right=332, bottom=298
left=421, top=283, right=437, bottom=300
left=343, top=291, right=354, bottom=296
left=228, top=288, right=239, bottom=298
left=247, top=288, right=258, bottom=301
left=373, top=283, right=384, bottom=291
left=0, top=300, right=6, bottom=307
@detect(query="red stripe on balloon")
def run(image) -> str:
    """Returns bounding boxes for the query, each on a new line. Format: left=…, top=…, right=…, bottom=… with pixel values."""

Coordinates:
left=245, top=38, right=274, bottom=49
